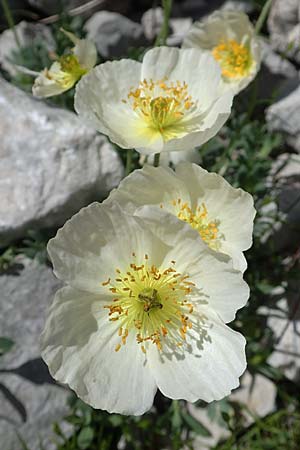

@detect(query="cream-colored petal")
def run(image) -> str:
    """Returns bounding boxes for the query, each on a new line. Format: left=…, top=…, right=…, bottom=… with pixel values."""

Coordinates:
left=74, top=59, right=142, bottom=148
left=160, top=91, right=233, bottom=153
left=32, top=63, right=69, bottom=98
left=149, top=308, right=246, bottom=403
left=74, top=38, right=97, bottom=69
left=106, top=164, right=190, bottom=214
left=47, top=202, right=171, bottom=293
left=141, top=47, right=222, bottom=107
left=175, top=162, right=256, bottom=254
left=41, top=286, right=157, bottom=415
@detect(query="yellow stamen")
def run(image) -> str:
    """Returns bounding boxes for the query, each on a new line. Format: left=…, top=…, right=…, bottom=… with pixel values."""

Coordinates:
left=125, top=78, right=196, bottom=141
left=212, top=39, right=252, bottom=79
left=171, top=199, right=224, bottom=250
left=103, top=254, right=196, bottom=353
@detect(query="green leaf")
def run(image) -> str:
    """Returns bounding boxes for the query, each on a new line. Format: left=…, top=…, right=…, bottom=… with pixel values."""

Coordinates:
left=181, top=411, right=212, bottom=437
left=0, top=337, right=14, bottom=356
left=77, top=427, right=94, bottom=449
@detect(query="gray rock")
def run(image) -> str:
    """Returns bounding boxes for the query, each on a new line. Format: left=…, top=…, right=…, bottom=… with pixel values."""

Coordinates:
left=84, top=11, right=146, bottom=58
left=0, top=258, right=71, bottom=450
left=266, top=83, right=300, bottom=153
left=257, top=39, right=299, bottom=105
left=265, top=154, right=300, bottom=251
left=0, top=77, right=124, bottom=247
left=266, top=298, right=300, bottom=382
left=141, top=7, right=192, bottom=46
left=268, top=0, right=300, bottom=64
left=0, top=21, right=56, bottom=76
left=189, top=371, right=276, bottom=450
left=141, top=7, right=164, bottom=42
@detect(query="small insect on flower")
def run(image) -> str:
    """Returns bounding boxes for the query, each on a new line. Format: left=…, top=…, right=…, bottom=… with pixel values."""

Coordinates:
left=106, top=163, right=256, bottom=272
left=182, top=10, right=261, bottom=95
left=32, top=28, right=97, bottom=98
left=74, top=46, right=233, bottom=155
left=41, top=202, right=249, bottom=415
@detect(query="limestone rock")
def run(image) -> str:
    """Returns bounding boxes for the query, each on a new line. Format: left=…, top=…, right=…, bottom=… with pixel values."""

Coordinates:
left=0, top=77, right=124, bottom=246
left=268, top=0, right=300, bottom=64
left=0, top=21, right=55, bottom=76
left=266, top=83, right=300, bottom=153
left=84, top=11, right=146, bottom=58
left=267, top=299, right=300, bottom=382
left=265, top=153, right=300, bottom=251
left=141, top=7, right=192, bottom=46
left=0, top=258, right=71, bottom=450
left=190, top=371, right=276, bottom=449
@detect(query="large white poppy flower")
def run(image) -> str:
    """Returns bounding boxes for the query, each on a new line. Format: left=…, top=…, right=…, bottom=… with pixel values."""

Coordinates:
left=182, top=11, right=261, bottom=94
left=74, top=47, right=233, bottom=155
left=106, top=163, right=255, bottom=272
left=41, top=202, right=248, bottom=415
left=32, top=29, right=97, bottom=98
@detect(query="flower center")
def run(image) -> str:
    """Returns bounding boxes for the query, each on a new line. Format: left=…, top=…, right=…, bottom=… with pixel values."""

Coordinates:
left=47, top=54, right=87, bottom=89
left=124, top=78, right=195, bottom=140
left=161, top=199, right=223, bottom=251
left=212, top=39, right=252, bottom=79
left=102, top=254, right=197, bottom=353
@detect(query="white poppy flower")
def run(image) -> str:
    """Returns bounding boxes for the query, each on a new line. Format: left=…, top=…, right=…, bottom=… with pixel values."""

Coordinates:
left=74, top=46, right=233, bottom=155
left=41, top=202, right=248, bottom=415
left=182, top=11, right=261, bottom=94
left=32, top=29, right=97, bottom=98
left=106, top=163, right=255, bottom=272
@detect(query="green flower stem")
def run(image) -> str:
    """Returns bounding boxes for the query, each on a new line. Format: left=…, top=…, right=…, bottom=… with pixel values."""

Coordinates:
left=1, top=0, right=21, bottom=49
left=154, top=0, right=173, bottom=46
left=255, top=0, right=273, bottom=35
left=125, top=149, right=133, bottom=176
left=153, top=153, right=160, bottom=167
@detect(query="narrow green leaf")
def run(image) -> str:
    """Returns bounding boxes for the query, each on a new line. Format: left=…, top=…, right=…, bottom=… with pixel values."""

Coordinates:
left=181, top=411, right=212, bottom=437
left=77, top=426, right=94, bottom=449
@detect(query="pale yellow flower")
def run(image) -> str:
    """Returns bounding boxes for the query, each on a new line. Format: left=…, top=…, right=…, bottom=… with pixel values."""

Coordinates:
left=41, top=202, right=248, bottom=414
left=32, top=29, right=97, bottom=98
left=183, top=11, right=261, bottom=94
left=74, top=46, right=233, bottom=155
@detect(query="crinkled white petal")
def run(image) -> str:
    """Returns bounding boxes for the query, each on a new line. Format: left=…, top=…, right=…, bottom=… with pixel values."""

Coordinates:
left=157, top=90, right=233, bottom=154
left=74, top=38, right=97, bottom=69
left=141, top=47, right=222, bottom=107
left=41, top=286, right=157, bottom=415
left=48, top=202, right=172, bottom=293
left=148, top=307, right=246, bottom=403
left=106, top=164, right=189, bottom=213
left=135, top=206, right=249, bottom=323
left=175, top=162, right=256, bottom=260
left=32, top=63, right=68, bottom=98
